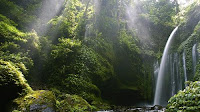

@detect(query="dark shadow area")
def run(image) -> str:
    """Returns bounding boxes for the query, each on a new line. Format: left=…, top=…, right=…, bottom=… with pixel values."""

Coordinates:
left=0, top=85, right=22, bottom=111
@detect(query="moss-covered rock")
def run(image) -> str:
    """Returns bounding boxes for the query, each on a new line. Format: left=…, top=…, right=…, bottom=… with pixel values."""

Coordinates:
left=65, top=76, right=100, bottom=102
left=56, top=94, right=95, bottom=112
left=13, top=90, right=56, bottom=112
left=0, top=60, right=32, bottom=111
left=166, top=81, right=200, bottom=112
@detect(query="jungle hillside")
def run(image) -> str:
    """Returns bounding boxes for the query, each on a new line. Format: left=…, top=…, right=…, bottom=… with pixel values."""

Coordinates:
left=1, top=0, right=200, bottom=111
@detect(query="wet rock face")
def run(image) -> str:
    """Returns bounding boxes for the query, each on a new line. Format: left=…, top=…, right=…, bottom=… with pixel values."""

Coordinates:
left=152, top=105, right=163, bottom=110
left=30, top=104, right=55, bottom=112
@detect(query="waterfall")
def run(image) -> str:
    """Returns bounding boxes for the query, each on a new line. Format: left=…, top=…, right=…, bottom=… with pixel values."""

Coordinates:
left=154, top=61, right=159, bottom=83
left=182, top=50, right=188, bottom=87
left=153, top=60, right=159, bottom=99
left=154, top=27, right=179, bottom=105
left=192, top=44, right=197, bottom=76
left=170, top=54, right=175, bottom=96
left=175, top=53, right=182, bottom=91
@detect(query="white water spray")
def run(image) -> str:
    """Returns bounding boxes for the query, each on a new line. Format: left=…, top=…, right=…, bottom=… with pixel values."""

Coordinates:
left=154, top=26, right=179, bottom=105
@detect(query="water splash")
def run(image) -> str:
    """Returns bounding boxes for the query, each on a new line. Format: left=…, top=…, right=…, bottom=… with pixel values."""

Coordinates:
left=154, top=26, right=179, bottom=105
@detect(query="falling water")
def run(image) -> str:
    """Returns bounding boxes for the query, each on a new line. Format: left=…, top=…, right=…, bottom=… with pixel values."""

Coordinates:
left=182, top=50, right=188, bottom=87
left=154, top=27, right=179, bottom=105
left=153, top=60, right=159, bottom=99
left=192, top=44, right=197, bottom=76
left=175, top=53, right=182, bottom=91
left=170, top=54, right=175, bottom=96
left=154, top=61, right=160, bottom=83
left=170, top=53, right=182, bottom=96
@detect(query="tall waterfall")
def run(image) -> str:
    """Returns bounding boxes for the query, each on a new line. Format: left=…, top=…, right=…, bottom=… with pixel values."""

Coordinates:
left=192, top=44, right=197, bottom=76
left=153, top=61, right=159, bottom=97
left=154, top=27, right=179, bottom=105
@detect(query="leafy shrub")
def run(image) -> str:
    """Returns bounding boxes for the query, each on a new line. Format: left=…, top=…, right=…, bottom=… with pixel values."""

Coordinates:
left=0, top=17, right=41, bottom=53
left=56, top=94, right=95, bottom=112
left=0, top=0, right=37, bottom=30
left=0, top=60, right=32, bottom=93
left=47, top=0, right=86, bottom=39
left=48, top=38, right=113, bottom=84
left=45, top=38, right=114, bottom=102
left=0, top=51, right=33, bottom=75
left=166, top=81, right=200, bottom=112
left=0, top=14, right=17, bottom=26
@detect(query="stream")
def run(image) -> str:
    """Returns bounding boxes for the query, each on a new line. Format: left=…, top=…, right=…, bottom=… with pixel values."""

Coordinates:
left=97, top=105, right=165, bottom=112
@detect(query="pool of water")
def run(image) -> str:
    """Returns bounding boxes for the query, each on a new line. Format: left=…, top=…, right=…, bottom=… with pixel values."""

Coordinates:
left=97, top=105, right=165, bottom=112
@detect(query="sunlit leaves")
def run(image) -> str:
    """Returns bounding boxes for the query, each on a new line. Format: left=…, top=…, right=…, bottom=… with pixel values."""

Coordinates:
left=0, top=60, right=32, bottom=93
left=48, top=0, right=91, bottom=39
left=0, top=0, right=37, bottom=30
left=167, top=81, right=200, bottom=112
left=142, top=0, right=178, bottom=26
left=51, top=38, right=81, bottom=59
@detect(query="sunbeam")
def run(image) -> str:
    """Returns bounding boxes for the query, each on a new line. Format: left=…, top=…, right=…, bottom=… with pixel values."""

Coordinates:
left=32, top=0, right=65, bottom=35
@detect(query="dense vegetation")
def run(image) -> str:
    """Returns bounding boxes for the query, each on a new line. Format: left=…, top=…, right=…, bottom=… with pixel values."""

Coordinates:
left=1, top=0, right=200, bottom=111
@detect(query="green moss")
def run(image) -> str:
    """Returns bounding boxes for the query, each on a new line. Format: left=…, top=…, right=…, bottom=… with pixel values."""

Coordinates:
left=13, top=90, right=56, bottom=112
left=49, top=74, right=101, bottom=103
left=0, top=15, right=40, bottom=77
left=0, top=20, right=41, bottom=58
left=166, top=81, right=200, bottom=112
left=56, top=94, right=95, bottom=112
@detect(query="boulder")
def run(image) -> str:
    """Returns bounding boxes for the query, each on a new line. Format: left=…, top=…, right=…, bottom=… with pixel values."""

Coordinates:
left=57, top=94, right=94, bottom=112
left=13, top=90, right=56, bottom=112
